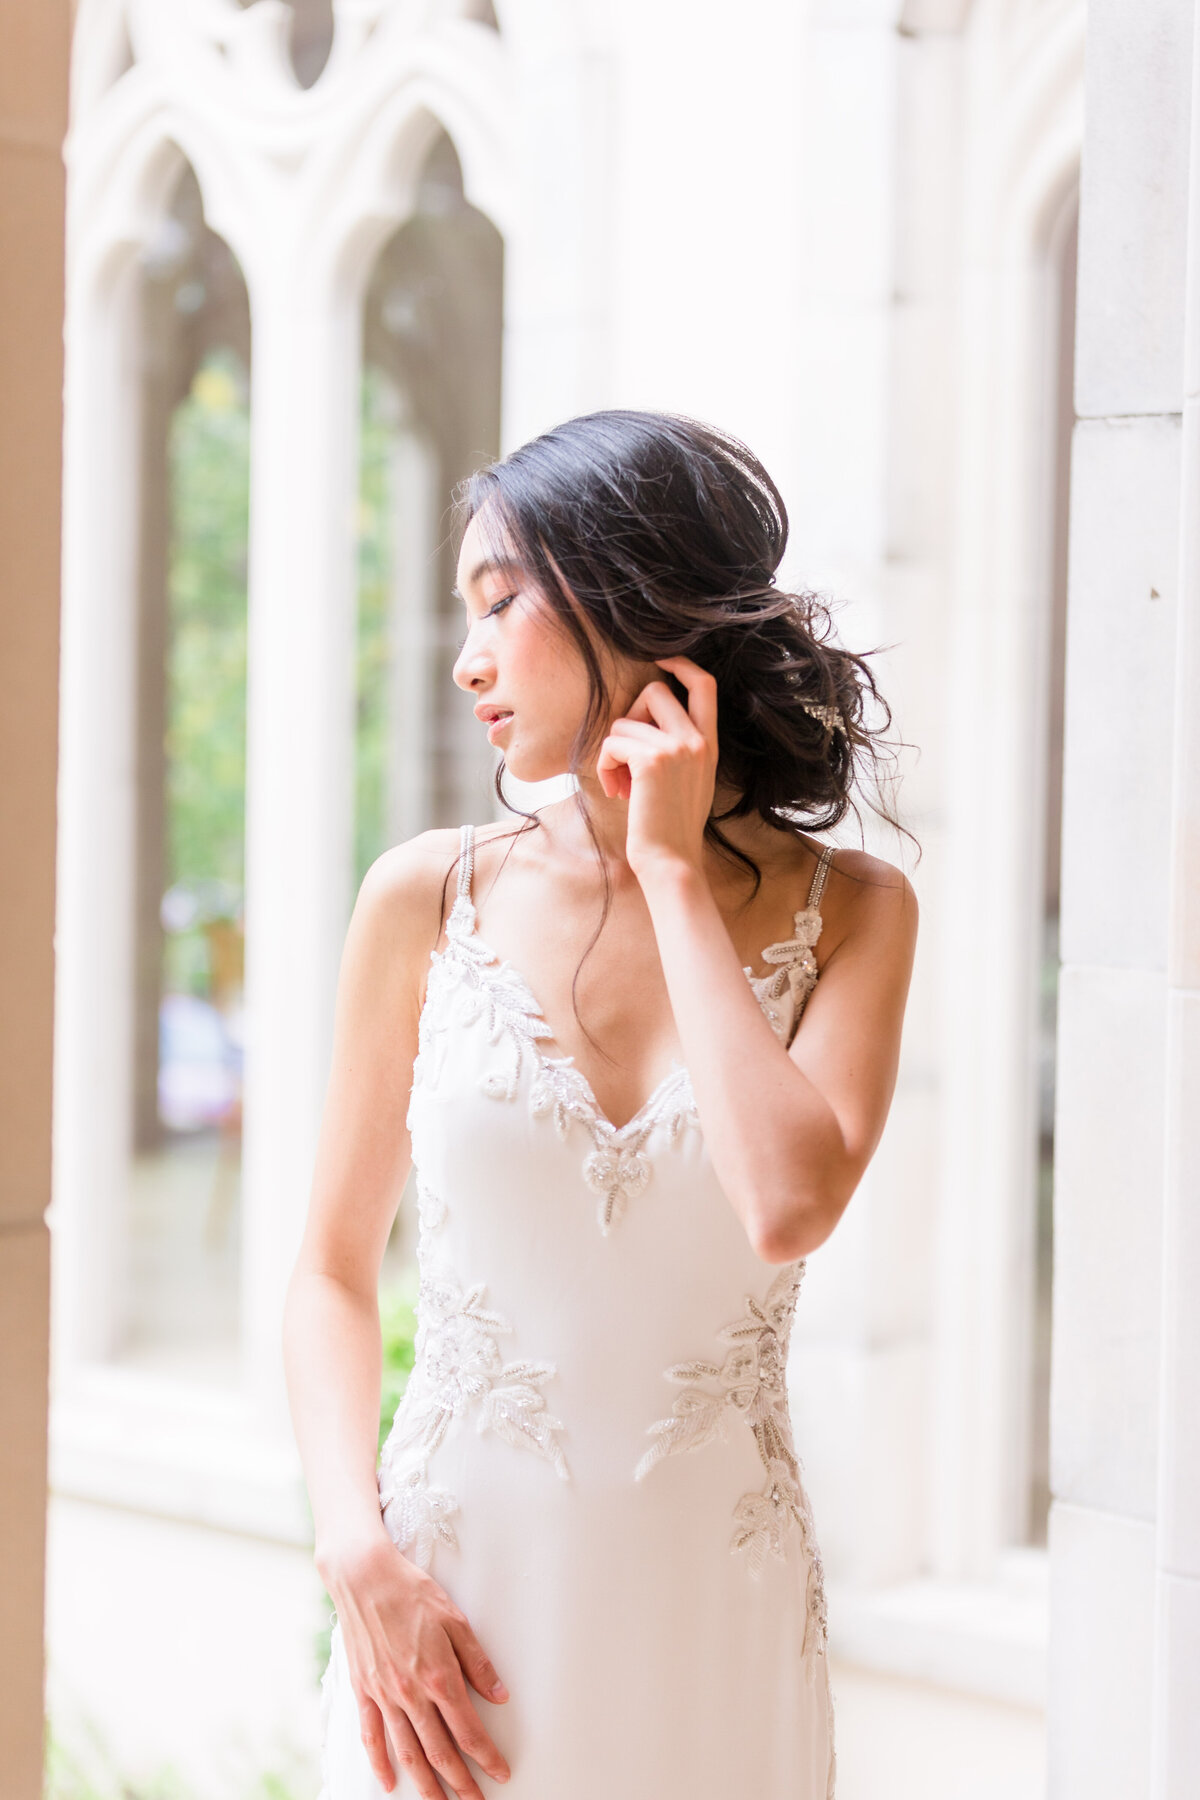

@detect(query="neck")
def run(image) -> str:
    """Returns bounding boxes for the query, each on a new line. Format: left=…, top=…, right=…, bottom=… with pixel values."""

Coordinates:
left=555, top=772, right=781, bottom=874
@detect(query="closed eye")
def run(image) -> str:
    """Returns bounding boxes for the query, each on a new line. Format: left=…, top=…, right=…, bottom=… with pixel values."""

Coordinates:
left=455, top=592, right=516, bottom=651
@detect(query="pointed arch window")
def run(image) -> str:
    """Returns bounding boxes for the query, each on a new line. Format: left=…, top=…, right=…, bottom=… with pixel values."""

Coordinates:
left=127, top=160, right=252, bottom=1379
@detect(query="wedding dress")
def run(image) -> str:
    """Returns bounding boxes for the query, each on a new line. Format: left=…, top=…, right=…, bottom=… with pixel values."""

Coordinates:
left=317, top=821, right=837, bottom=1797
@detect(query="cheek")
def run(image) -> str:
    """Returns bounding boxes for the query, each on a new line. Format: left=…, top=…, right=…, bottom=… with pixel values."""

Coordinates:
left=511, top=613, right=590, bottom=709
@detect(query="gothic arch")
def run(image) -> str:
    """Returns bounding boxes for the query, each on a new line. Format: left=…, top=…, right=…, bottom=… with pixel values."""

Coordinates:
left=70, top=0, right=135, bottom=124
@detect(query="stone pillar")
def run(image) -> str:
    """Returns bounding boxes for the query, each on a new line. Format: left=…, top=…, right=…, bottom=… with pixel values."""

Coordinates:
left=239, top=263, right=359, bottom=1431
left=1049, top=1, right=1197, bottom=1794
left=0, top=3, right=70, bottom=1793
left=1151, top=7, right=1200, bottom=1793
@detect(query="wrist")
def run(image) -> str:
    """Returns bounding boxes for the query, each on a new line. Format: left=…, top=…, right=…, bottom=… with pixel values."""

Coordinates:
left=314, top=1515, right=394, bottom=1590
left=633, top=852, right=706, bottom=907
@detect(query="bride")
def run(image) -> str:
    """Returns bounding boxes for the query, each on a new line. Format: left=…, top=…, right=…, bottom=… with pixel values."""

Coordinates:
left=284, top=409, right=917, bottom=1799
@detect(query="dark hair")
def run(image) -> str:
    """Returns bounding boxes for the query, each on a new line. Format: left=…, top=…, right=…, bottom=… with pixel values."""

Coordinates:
left=451, top=409, right=909, bottom=1062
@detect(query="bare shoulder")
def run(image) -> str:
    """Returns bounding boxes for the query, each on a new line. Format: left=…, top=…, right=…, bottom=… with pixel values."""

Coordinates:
left=358, top=827, right=462, bottom=920
left=347, top=828, right=464, bottom=995
left=820, top=844, right=919, bottom=961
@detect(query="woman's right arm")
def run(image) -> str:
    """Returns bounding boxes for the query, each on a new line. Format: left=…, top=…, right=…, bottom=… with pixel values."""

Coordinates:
left=282, top=830, right=511, bottom=1798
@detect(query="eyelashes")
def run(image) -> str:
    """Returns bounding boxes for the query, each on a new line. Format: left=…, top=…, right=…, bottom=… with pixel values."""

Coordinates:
left=455, top=593, right=516, bottom=652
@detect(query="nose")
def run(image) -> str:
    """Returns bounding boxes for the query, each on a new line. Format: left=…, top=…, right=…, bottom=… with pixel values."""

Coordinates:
left=451, top=626, right=493, bottom=693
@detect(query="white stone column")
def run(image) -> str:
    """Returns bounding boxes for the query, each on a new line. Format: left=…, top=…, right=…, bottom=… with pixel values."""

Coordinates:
left=1049, top=2, right=1196, bottom=1794
left=52, top=251, right=144, bottom=1372
left=239, top=256, right=360, bottom=1433
left=500, top=5, right=614, bottom=443
left=1150, top=6, right=1200, bottom=1793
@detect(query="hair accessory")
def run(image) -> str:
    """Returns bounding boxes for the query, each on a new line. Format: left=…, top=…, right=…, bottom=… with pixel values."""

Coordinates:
left=782, top=666, right=844, bottom=731
left=799, top=701, right=842, bottom=730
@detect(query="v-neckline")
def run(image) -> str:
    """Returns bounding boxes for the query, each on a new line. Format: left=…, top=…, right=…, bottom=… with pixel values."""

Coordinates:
left=450, top=892, right=692, bottom=1139
left=442, top=889, right=815, bottom=1142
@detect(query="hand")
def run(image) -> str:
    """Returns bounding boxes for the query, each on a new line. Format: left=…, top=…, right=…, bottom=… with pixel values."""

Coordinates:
left=324, top=1531, right=511, bottom=1797
left=595, top=655, right=718, bottom=883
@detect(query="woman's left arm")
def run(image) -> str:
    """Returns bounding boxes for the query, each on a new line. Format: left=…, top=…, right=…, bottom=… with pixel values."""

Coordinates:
left=598, top=653, right=918, bottom=1263
left=639, top=851, right=917, bottom=1262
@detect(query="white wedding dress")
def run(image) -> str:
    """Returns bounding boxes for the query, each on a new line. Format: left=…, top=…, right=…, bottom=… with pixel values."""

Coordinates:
left=317, top=821, right=837, bottom=1798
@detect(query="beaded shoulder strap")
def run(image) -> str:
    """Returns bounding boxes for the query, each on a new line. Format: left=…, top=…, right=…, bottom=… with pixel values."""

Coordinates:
left=457, top=821, right=476, bottom=904
left=805, top=843, right=835, bottom=912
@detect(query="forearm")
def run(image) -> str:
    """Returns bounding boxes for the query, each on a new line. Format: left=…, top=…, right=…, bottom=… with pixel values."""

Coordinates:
left=283, top=1266, right=390, bottom=1577
left=640, top=859, right=854, bottom=1259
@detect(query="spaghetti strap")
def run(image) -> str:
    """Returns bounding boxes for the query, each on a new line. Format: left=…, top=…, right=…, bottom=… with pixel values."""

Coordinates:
left=806, top=843, right=835, bottom=912
left=457, top=821, right=476, bottom=902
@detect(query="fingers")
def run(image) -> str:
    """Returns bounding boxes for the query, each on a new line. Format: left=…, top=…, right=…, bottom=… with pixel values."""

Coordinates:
left=653, top=657, right=718, bottom=738
left=385, top=1684, right=510, bottom=1800
left=427, top=1657, right=511, bottom=1785
left=443, top=1614, right=509, bottom=1703
left=358, top=1694, right=397, bottom=1793
left=595, top=736, right=634, bottom=800
left=363, top=1684, right=510, bottom=1799
left=381, top=1704, right=446, bottom=1800
left=606, top=717, right=672, bottom=744
left=418, top=1696, right=489, bottom=1799
left=343, top=1575, right=512, bottom=1793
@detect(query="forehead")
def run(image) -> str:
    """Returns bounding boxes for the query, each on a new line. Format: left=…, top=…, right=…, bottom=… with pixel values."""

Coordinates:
left=454, top=509, right=522, bottom=589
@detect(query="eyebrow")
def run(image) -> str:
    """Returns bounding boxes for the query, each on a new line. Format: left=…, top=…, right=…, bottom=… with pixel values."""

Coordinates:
left=451, top=555, right=523, bottom=604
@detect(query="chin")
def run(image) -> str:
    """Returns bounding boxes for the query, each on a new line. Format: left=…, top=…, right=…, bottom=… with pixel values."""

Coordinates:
left=502, top=745, right=568, bottom=785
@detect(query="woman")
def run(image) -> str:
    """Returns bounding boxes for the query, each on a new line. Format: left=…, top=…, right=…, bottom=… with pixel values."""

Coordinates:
left=284, top=410, right=917, bottom=1800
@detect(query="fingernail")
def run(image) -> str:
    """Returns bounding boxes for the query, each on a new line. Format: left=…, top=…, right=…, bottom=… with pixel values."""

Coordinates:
left=490, top=1680, right=508, bottom=1699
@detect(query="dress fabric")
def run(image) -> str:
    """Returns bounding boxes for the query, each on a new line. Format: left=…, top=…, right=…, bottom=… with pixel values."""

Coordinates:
left=318, top=822, right=838, bottom=1799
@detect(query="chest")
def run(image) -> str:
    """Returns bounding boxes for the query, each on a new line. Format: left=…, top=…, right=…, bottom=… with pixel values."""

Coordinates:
left=413, top=888, right=823, bottom=1205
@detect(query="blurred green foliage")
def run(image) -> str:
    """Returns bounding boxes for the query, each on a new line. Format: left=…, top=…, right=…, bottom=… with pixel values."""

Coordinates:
left=44, top=1719, right=310, bottom=1800
left=378, top=1266, right=419, bottom=1456
left=160, top=348, right=249, bottom=999
left=166, top=349, right=250, bottom=899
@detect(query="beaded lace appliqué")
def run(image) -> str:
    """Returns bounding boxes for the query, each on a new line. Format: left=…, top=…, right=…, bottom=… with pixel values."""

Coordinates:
left=425, top=888, right=701, bottom=1234
left=418, top=821, right=830, bottom=1234
left=741, top=907, right=823, bottom=1042
left=377, top=1171, right=570, bottom=1570
left=634, top=1263, right=830, bottom=1668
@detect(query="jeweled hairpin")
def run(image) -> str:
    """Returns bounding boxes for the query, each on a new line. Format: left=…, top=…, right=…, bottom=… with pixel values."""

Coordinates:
left=783, top=667, right=844, bottom=731
left=799, top=700, right=843, bottom=731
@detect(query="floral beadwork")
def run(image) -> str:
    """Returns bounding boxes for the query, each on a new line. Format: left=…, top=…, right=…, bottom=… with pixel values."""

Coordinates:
left=422, top=903, right=822, bottom=1233
left=533, top=1056, right=699, bottom=1233
left=742, top=908, right=823, bottom=1046
left=377, top=1462, right=462, bottom=1570
left=426, top=888, right=700, bottom=1233
left=410, top=824, right=835, bottom=1232
left=377, top=1172, right=570, bottom=1570
left=634, top=1264, right=829, bottom=1665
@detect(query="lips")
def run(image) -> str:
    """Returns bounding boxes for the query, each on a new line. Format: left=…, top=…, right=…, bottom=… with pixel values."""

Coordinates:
left=474, top=705, right=514, bottom=724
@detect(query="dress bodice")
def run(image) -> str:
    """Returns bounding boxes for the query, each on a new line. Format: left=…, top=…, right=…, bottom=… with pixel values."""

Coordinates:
left=378, top=821, right=837, bottom=1679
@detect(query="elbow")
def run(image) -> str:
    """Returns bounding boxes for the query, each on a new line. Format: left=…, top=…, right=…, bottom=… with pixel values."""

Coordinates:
left=745, top=1183, right=852, bottom=1265
left=746, top=1207, right=826, bottom=1266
